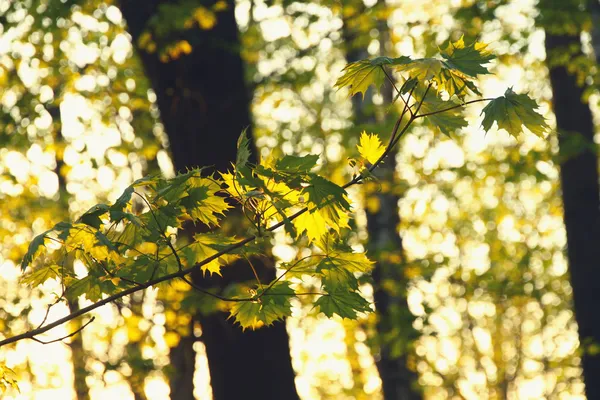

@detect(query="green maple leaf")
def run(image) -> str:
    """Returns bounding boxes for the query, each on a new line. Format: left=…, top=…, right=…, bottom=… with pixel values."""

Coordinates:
left=182, top=233, right=239, bottom=275
left=236, top=127, right=252, bottom=169
left=21, top=232, right=48, bottom=270
left=67, top=276, right=103, bottom=302
left=395, top=58, right=443, bottom=81
left=315, top=289, right=371, bottom=319
left=21, top=264, right=59, bottom=286
left=415, top=87, right=468, bottom=136
left=275, top=154, right=319, bottom=173
left=481, top=88, right=549, bottom=137
left=77, top=204, right=110, bottom=229
left=182, top=177, right=230, bottom=226
left=304, top=175, right=350, bottom=210
left=321, top=267, right=358, bottom=291
left=441, top=36, right=495, bottom=77
left=229, top=282, right=294, bottom=330
left=110, top=185, right=134, bottom=214
left=109, top=222, right=150, bottom=249
left=334, top=56, right=410, bottom=99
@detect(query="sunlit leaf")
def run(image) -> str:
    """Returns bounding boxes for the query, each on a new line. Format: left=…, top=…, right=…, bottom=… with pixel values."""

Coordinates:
left=441, top=36, right=495, bottom=77
left=275, top=154, right=319, bottom=173
left=236, top=127, right=252, bottom=169
left=334, top=56, right=410, bottom=99
left=315, top=289, right=371, bottom=319
left=21, top=264, right=59, bottom=286
left=21, top=232, right=48, bottom=271
left=357, top=131, right=386, bottom=164
left=77, top=204, right=110, bottom=229
left=293, top=210, right=329, bottom=243
left=415, top=87, right=468, bottom=136
left=395, top=57, right=443, bottom=81
left=481, top=87, right=549, bottom=137
left=182, top=233, right=239, bottom=275
left=229, top=282, right=294, bottom=330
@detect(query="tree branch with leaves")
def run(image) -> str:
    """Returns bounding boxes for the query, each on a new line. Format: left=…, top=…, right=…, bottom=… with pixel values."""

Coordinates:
left=0, top=37, right=548, bottom=361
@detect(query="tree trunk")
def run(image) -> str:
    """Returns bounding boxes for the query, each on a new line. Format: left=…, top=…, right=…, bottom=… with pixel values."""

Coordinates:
left=67, top=299, right=91, bottom=400
left=545, top=32, right=600, bottom=400
left=342, top=5, right=421, bottom=399
left=50, top=99, right=91, bottom=400
left=118, top=1, right=299, bottom=399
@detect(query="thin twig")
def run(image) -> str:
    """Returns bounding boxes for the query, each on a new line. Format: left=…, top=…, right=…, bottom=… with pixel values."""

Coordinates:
left=180, top=275, right=254, bottom=302
left=31, top=317, right=95, bottom=345
left=381, top=67, right=414, bottom=118
left=415, top=97, right=494, bottom=119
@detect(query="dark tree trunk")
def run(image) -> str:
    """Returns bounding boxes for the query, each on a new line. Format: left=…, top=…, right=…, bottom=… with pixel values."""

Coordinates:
left=589, top=0, right=600, bottom=63
left=118, top=1, right=299, bottom=399
left=545, top=32, right=600, bottom=399
left=342, top=6, right=420, bottom=399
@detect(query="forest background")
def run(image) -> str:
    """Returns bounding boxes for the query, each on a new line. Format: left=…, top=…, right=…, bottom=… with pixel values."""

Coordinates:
left=1, top=0, right=600, bottom=399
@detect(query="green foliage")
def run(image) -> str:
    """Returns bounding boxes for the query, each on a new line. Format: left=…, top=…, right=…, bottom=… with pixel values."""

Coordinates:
left=230, top=282, right=295, bottom=330
left=315, top=289, right=372, bottom=319
left=334, top=56, right=410, bottom=98
left=481, top=88, right=550, bottom=137
left=335, top=37, right=494, bottom=100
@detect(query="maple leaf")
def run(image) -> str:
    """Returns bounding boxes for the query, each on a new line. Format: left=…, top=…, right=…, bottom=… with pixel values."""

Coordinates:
left=293, top=210, right=329, bottom=243
left=21, top=264, right=59, bottom=286
left=229, top=282, right=294, bottom=329
left=236, top=127, right=252, bottom=169
left=180, top=177, right=231, bottom=226
left=441, top=36, right=495, bottom=77
left=77, top=204, right=109, bottom=229
left=481, top=88, right=549, bottom=138
left=275, top=154, right=319, bottom=173
left=315, top=289, right=372, bottom=319
left=357, top=131, right=386, bottom=164
left=334, top=56, right=410, bottom=99
left=414, top=87, right=468, bottom=136
left=395, top=58, right=443, bottom=81
left=182, top=233, right=240, bottom=275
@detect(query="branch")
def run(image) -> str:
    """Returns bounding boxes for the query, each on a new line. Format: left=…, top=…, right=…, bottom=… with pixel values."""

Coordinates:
left=31, top=316, right=95, bottom=345
left=415, top=97, right=494, bottom=119
left=381, top=66, right=414, bottom=118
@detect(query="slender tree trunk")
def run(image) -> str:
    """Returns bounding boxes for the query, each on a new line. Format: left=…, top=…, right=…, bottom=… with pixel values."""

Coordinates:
left=67, top=298, right=90, bottom=400
left=545, top=32, right=600, bottom=399
left=49, top=101, right=91, bottom=400
left=342, top=5, right=421, bottom=399
left=118, top=1, right=299, bottom=399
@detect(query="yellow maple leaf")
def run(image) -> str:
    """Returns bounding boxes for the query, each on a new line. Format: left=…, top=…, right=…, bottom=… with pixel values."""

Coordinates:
left=294, top=210, right=328, bottom=243
left=357, top=132, right=385, bottom=164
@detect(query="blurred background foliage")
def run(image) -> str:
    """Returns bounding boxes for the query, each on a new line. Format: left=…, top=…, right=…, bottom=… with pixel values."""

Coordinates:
left=0, top=0, right=599, bottom=399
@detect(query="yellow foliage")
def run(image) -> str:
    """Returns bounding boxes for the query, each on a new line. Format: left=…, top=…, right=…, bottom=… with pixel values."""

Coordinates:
left=357, top=132, right=385, bottom=164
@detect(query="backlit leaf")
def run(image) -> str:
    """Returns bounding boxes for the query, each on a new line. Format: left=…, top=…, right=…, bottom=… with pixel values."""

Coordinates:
left=357, top=131, right=386, bottom=164
left=315, top=289, right=371, bottom=319
left=236, top=127, right=252, bottom=169
left=229, top=282, right=294, bottom=330
left=77, top=204, right=109, bottom=229
left=182, top=233, right=239, bottom=275
left=415, top=87, right=468, bottom=136
left=481, top=88, right=549, bottom=137
left=334, top=56, right=410, bottom=99
left=441, top=36, right=495, bottom=77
